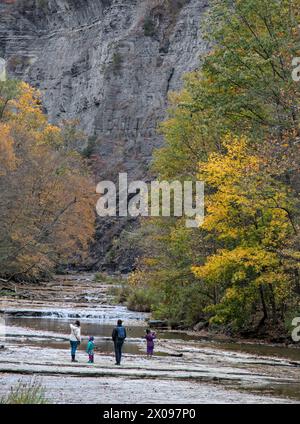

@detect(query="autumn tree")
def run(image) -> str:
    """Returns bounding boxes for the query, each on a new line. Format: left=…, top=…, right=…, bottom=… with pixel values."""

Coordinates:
left=0, top=81, right=95, bottom=281
left=192, top=135, right=298, bottom=330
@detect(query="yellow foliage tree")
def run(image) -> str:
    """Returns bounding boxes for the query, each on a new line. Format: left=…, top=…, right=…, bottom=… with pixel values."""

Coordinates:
left=192, top=134, right=298, bottom=328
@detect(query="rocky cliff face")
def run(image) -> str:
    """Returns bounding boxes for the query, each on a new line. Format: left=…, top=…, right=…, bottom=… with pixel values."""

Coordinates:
left=0, top=0, right=208, bottom=177
left=0, top=0, right=209, bottom=269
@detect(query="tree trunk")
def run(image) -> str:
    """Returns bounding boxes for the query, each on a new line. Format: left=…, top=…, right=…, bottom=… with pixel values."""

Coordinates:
left=259, top=284, right=268, bottom=326
left=268, top=285, right=278, bottom=324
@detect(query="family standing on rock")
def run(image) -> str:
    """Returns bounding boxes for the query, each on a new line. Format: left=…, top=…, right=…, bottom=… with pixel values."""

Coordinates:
left=69, top=319, right=157, bottom=365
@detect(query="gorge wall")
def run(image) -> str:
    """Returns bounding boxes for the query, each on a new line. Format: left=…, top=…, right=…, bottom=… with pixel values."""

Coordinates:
left=0, top=0, right=209, bottom=270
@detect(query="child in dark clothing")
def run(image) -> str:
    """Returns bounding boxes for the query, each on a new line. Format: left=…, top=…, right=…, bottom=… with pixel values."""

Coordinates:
left=86, top=336, right=95, bottom=363
left=144, top=329, right=156, bottom=357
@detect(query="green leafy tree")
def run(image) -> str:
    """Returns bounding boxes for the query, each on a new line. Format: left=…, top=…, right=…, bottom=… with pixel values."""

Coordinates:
left=130, top=0, right=300, bottom=333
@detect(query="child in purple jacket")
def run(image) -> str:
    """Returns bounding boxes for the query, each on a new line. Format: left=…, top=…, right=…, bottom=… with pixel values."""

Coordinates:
left=144, top=329, right=156, bottom=357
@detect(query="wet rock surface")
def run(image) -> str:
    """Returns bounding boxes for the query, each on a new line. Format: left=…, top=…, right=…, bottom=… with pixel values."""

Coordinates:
left=0, top=274, right=300, bottom=403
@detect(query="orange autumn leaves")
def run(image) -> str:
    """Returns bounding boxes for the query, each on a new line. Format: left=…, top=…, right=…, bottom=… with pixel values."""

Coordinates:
left=0, top=123, right=16, bottom=175
left=0, top=81, right=95, bottom=281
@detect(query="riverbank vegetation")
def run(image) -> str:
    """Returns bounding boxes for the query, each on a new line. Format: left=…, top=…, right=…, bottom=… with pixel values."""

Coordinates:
left=0, top=379, right=48, bottom=404
left=0, top=81, right=95, bottom=282
left=128, top=0, right=300, bottom=337
left=1, top=0, right=299, bottom=340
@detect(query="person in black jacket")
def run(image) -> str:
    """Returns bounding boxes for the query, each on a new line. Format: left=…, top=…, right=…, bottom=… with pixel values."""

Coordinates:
left=112, top=319, right=127, bottom=365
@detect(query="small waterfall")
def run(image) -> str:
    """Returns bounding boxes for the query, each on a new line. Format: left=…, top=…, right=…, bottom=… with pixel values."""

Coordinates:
left=1, top=307, right=149, bottom=323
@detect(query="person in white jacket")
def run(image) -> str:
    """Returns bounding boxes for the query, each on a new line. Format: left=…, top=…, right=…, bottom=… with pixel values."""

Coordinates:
left=70, top=320, right=81, bottom=362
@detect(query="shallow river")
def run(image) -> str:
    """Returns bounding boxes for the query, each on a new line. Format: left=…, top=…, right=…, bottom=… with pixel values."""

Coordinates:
left=1, top=274, right=300, bottom=403
left=5, top=316, right=300, bottom=362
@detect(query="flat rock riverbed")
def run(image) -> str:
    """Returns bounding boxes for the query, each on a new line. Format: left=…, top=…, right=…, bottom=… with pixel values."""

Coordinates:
left=0, top=274, right=300, bottom=404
